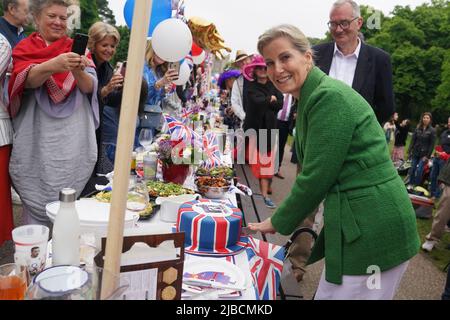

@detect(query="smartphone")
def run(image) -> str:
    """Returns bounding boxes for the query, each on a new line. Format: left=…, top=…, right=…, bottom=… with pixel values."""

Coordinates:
left=114, top=62, right=123, bottom=74
left=120, top=61, right=127, bottom=77
left=168, top=61, right=180, bottom=80
left=71, top=33, right=89, bottom=55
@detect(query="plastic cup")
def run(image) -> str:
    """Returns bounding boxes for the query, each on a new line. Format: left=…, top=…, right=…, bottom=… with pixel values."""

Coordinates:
left=12, top=225, right=49, bottom=277
left=143, top=152, right=158, bottom=181
left=0, top=263, right=29, bottom=300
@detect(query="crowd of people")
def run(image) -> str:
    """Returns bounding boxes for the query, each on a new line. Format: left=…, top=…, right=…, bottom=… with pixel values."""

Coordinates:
left=0, top=0, right=192, bottom=240
left=0, top=0, right=449, bottom=300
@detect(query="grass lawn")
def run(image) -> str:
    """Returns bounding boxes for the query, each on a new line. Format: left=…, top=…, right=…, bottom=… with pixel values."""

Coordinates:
left=386, top=134, right=450, bottom=271
left=416, top=218, right=450, bottom=271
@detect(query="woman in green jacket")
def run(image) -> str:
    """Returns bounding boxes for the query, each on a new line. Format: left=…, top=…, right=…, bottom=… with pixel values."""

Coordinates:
left=248, top=24, right=420, bottom=299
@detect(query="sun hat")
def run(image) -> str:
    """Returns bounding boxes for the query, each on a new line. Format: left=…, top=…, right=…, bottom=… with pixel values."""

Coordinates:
left=234, top=50, right=249, bottom=63
left=242, top=54, right=267, bottom=81
left=217, top=69, right=241, bottom=89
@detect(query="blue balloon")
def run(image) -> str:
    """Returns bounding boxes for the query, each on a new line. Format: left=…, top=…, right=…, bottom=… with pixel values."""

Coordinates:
left=124, top=0, right=172, bottom=37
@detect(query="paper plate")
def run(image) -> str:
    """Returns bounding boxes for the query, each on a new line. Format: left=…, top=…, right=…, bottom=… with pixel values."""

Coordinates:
left=46, top=199, right=138, bottom=229
left=183, top=258, right=246, bottom=297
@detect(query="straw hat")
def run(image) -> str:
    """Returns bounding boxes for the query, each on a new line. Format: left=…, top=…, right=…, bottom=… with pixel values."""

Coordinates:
left=234, top=50, right=249, bottom=63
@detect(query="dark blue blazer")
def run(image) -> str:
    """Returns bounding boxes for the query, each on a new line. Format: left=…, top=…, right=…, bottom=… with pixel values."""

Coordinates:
left=313, top=42, right=395, bottom=124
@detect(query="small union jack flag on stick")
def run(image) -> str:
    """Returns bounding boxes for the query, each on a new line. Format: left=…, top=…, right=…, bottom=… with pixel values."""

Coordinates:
left=202, top=131, right=222, bottom=168
left=245, top=236, right=284, bottom=300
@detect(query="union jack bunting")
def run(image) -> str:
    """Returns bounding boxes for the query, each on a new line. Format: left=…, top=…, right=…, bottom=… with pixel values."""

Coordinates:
left=202, top=131, right=222, bottom=168
left=245, top=236, right=284, bottom=300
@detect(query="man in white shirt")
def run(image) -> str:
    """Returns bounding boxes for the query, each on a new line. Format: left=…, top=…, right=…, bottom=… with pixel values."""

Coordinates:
left=230, top=50, right=251, bottom=124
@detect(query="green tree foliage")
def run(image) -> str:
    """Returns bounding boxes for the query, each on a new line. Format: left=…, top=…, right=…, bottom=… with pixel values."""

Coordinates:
left=78, top=0, right=99, bottom=34
left=433, top=52, right=450, bottom=113
left=360, top=5, right=388, bottom=40
left=96, top=0, right=116, bottom=25
left=113, top=25, right=131, bottom=66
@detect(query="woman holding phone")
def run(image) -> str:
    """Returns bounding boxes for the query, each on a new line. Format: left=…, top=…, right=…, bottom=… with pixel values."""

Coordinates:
left=80, top=21, right=123, bottom=194
left=141, top=40, right=178, bottom=133
left=8, top=0, right=99, bottom=227
left=81, top=22, right=148, bottom=196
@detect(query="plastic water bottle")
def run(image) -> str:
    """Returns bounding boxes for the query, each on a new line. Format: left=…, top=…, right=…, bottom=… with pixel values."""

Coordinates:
left=52, top=188, right=80, bottom=266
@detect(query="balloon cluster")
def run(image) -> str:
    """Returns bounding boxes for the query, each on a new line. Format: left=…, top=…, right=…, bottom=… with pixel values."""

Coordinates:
left=188, top=17, right=231, bottom=60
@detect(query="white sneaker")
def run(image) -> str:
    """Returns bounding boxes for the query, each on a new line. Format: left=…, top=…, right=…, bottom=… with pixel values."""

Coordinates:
left=422, top=240, right=437, bottom=252
left=11, top=188, right=22, bottom=205
left=445, top=226, right=450, bottom=233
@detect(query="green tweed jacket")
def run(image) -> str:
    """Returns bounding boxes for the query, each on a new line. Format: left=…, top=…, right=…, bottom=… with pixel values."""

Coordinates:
left=271, top=67, right=420, bottom=285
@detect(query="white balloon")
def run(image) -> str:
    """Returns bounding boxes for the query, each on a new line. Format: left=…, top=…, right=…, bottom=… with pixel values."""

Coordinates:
left=192, top=50, right=205, bottom=65
left=151, top=18, right=193, bottom=62
left=173, top=61, right=191, bottom=86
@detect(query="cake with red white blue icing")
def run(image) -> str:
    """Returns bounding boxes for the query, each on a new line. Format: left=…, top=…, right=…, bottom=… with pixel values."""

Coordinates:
left=176, top=199, right=247, bottom=255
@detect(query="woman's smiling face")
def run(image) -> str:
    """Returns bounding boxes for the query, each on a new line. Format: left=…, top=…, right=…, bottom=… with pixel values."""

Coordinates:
left=261, top=36, right=312, bottom=99
left=94, top=35, right=117, bottom=64
left=35, top=5, right=68, bottom=43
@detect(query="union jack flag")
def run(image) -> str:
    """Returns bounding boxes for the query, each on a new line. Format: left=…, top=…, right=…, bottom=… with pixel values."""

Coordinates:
left=181, top=107, right=193, bottom=120
left=164, top=114, right=198, bottom=143
left=245, top=236, right=284, bottom=300
left=202, top=131, right=222, bottom=168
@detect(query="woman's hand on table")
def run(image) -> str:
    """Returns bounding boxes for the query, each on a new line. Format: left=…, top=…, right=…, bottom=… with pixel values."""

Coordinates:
left=248, top=218, right=276, bottom=234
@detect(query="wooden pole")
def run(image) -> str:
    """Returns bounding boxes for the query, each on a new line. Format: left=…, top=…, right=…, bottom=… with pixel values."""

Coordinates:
left=100, top=0, right=153, bottom=300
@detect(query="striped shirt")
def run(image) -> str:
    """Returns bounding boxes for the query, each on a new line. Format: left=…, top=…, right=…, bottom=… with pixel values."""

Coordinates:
left=0, top=33, right=13, bottom=146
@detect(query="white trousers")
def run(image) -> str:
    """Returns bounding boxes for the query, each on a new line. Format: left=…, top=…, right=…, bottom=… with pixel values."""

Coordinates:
left=314, top=261, right=409, bottom=300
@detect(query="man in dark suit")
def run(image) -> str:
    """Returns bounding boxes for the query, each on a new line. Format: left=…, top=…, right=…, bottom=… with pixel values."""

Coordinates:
left=313, top=0, right=395, bottom=124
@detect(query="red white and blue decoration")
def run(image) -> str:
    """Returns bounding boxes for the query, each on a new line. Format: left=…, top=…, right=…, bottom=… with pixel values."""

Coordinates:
left=202, top=131, right=222, bottom=168
left=164, top=114, right=199, bottom=144
left=176, top=199, right=248, bottom=256
left=245, top=236, right=284, bottom=300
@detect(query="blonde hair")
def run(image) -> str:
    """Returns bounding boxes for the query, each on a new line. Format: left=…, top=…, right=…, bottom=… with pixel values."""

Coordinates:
left=145, top=40, right=167, bottom=75
left=87, top=21, right=120, bottom=52
left=257, top=24, right=314, bottom=62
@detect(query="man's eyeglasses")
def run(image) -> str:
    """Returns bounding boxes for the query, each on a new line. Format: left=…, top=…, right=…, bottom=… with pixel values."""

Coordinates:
left=327, top=17, right=358, bottom=30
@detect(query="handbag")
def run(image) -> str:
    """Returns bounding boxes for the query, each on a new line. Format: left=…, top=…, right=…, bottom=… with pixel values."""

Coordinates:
left=139, top=103, right=162, bottom=129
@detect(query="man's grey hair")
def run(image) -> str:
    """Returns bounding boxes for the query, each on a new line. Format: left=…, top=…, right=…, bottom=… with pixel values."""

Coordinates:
left=332, top=0, right=361, bottom=18
left=2, top=0, right=19, bottom=13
